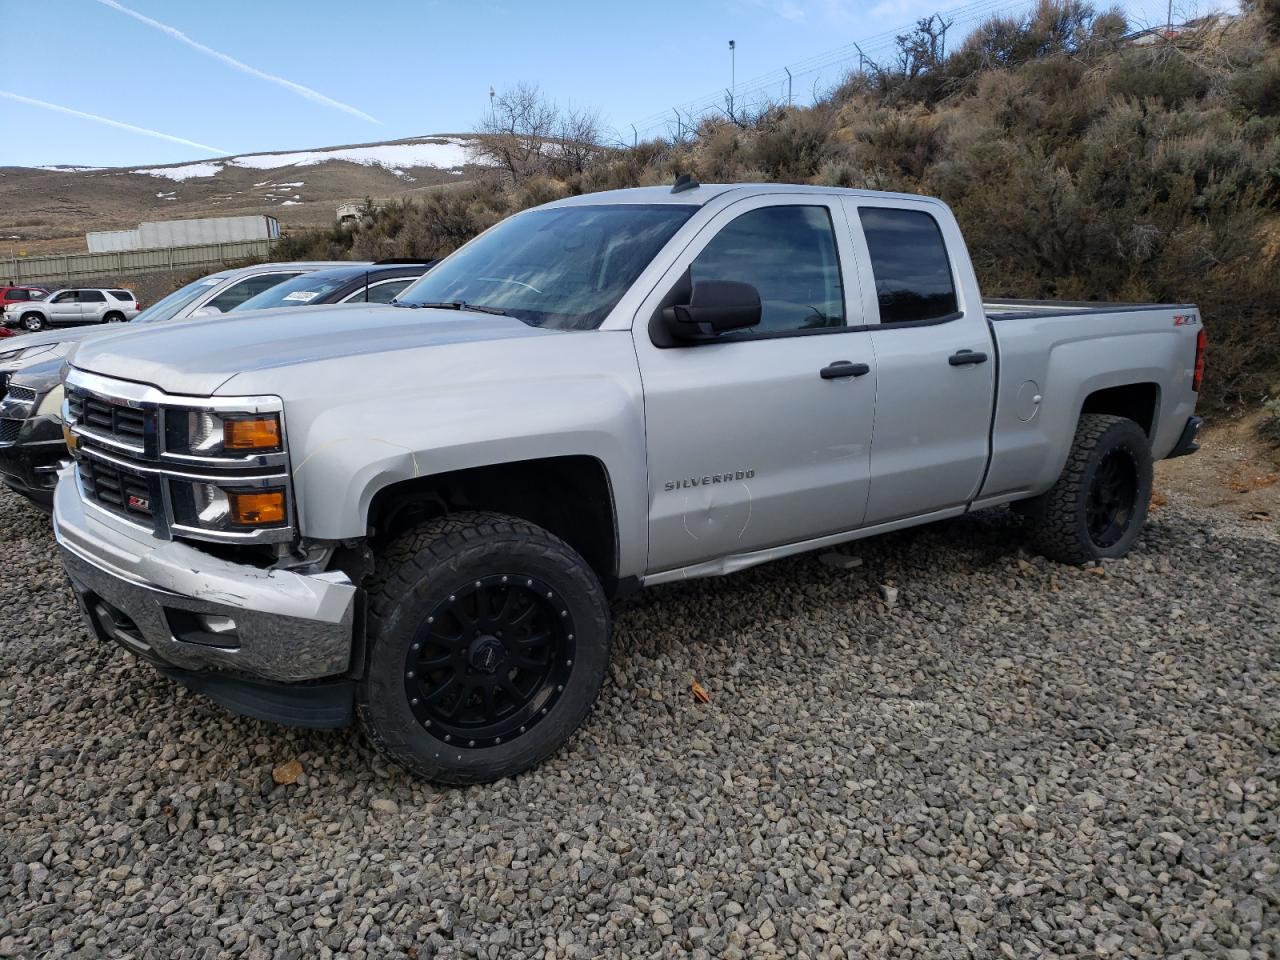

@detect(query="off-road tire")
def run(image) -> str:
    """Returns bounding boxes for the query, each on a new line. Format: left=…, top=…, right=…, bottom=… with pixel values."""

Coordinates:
left=1019, top=414, right=1153, bottom=565
left=21, top=313, right=44, bottom=332
left=357, top=511, right=610, bottom=784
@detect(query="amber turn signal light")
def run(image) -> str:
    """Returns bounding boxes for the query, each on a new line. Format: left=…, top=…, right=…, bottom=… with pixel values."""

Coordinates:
left=223, top=415, right=281, bottom=451
left=228, top=489, right=286, bottom=525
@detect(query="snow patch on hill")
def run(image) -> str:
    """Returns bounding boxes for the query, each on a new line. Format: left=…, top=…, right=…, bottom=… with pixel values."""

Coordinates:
left=131, top=138, right=480, bottom=182
left=135, top=162, right=224, bottom=181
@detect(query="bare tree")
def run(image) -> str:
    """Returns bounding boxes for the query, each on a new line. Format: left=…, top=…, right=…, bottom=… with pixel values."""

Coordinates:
left=475, top=84, right=604, bottom=182
left=894, top=14, right=952, bottom=79
left=475, top=83, right=558, bottom=182
left=547, top=104, right=604, bottom=177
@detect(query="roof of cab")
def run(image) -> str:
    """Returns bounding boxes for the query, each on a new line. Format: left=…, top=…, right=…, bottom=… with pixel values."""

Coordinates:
left=543, top=183, right=938, bottom=208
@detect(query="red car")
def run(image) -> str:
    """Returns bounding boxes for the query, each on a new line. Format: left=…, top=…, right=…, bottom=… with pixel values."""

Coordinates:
left=0, top=286, right=50, bottom=336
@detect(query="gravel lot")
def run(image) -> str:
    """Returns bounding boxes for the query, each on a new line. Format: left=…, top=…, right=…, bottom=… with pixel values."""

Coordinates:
left=1, top=475, right=1276, bottom=959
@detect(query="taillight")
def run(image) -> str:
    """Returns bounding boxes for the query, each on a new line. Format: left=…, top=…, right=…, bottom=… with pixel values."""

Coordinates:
left=1192, top=328, right=1207, bottom=392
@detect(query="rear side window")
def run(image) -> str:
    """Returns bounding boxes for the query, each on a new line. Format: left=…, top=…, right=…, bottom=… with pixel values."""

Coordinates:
left=352, top=278, right=414, bottom=304
left=7, top=289, right=29, bottom=301
left=858, top=208, right=958, bottom=325
left=79, top=290, right=106, bottom=303
left=691, top=205, right=844, bottom=335
left=107, top=289, right=135, bottom=301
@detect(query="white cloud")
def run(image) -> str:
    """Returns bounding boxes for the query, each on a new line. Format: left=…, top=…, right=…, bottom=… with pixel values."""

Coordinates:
left=1, top=91, right=227, bottom=154
left=93, top=0, right=381, bottom=125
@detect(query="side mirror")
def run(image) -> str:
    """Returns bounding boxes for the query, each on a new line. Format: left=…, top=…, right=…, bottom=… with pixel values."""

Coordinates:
left=663, top=280, right=761, bottom=340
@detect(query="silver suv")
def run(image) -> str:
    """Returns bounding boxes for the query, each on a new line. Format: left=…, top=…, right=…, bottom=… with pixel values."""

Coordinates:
left=3, top=288, right=140, bottom=332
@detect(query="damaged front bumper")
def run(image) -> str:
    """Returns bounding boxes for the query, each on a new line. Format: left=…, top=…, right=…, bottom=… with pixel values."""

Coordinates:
left=53, top=467, right=357, bottom=693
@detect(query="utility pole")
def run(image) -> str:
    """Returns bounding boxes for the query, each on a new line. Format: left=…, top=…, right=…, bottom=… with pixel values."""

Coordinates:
left=784, top=66, right=792, bottom=106
left=488, top=86, right=495, bottom=121
left=728, top=40, right=736, bottom=95
left=631, top=124, right=638, bottom=147
left=1166, top=0, right=1173, bottom=32
left=673, top=109, right=682, bottom=141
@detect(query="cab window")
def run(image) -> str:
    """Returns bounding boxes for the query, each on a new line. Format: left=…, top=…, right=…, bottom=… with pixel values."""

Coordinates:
left=52, top=291, right=79, bottom=303
left=691, top=205, right=844, bottom=335
left=858, top=208, right=958, bottom=324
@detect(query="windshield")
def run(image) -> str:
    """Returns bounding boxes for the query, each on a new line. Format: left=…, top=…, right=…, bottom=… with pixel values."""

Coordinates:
left=396, top=204, right=696, bottom=330
left=133, top=276, right=224, bottom=324
left=235, top=273, right=351, bottom=311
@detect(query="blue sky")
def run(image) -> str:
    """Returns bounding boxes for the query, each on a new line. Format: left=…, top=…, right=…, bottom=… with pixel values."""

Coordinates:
left=2, top=0, right=1194, bottom=169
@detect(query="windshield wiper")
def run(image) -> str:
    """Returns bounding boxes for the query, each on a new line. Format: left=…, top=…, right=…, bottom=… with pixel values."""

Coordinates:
left=398, top=300, right=511, bottom=317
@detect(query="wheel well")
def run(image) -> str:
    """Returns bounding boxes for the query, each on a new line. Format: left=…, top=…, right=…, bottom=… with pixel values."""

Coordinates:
left=367, top=456, right=619, bottom=588
left=1081, top=383, right=1159, bottom=436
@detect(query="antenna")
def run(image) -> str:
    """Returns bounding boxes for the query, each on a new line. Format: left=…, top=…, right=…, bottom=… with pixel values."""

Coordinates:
left=671, top=174, right=699, bottom=194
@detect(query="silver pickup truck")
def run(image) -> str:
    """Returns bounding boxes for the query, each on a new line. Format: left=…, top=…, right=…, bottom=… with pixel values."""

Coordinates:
left=51, top=182, right=1206, bottom=783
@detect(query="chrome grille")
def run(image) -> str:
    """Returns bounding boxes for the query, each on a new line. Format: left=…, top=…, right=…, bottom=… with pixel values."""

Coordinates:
left=67, top=390, right=149, bottom=449
left=79, top=457, right=153, bottom=521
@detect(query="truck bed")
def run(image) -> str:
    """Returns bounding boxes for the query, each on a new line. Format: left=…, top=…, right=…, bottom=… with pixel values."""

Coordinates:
left=984, top=298, right=1197, bottom=321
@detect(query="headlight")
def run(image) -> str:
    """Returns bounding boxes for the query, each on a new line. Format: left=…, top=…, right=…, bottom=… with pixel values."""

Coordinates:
left=173, top=481, right=289, bottom=531
left=36, top=383, right=64, bottom=419
left=172, top=410, right=283, bottom=457
left=0, top=343, right=64, bottom=365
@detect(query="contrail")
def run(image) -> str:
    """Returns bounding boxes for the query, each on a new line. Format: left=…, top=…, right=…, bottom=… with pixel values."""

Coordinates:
left=0, top=91, right=228, bottom=154
left=93, top=0, right=381, bottom=124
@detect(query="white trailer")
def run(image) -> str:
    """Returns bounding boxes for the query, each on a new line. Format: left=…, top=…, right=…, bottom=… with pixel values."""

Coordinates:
left=88, top=215, right=280, bottom=253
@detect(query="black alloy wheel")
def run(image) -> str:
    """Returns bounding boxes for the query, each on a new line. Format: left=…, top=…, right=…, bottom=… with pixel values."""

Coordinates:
left=1085, top=448, right=1138, bottom=548
left=358, top=511, right=610, bottom=784
left=404, top=574, right=576, bottom=748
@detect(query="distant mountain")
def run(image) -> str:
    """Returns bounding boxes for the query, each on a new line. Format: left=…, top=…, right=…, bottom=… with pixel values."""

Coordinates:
left=0, top=135, right=490, bottom=255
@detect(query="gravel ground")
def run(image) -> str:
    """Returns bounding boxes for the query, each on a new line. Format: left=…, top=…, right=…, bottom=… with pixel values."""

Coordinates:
left=1, top=482, right=1277, bottom=959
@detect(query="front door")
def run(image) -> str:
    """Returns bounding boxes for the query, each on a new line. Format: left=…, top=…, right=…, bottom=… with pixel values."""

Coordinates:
left=843, top=199, right=995, bottom=524
left=634, top=195, right=878, bottom=574
left=47, top=290, right=83, bottom=325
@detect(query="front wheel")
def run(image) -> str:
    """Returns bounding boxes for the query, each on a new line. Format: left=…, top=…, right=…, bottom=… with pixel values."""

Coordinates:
left=357, top=511, right=610, bottom=784
left=21, top=313, right=44, bottom=332
left=1018, top=414, right=1153, bottom=565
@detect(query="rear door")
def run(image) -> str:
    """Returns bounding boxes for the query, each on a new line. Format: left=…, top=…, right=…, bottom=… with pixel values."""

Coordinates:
left=78, top=289, right=107, bottom=321
left=634, top=194, right=877, bottom=573
left=842, top=198, right=995, bottom=524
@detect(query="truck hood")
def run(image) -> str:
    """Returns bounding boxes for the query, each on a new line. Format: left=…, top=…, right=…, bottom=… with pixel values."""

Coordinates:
left=68, top=304, right=562, bottom=395
left=0, top=323, right=110, bottom=369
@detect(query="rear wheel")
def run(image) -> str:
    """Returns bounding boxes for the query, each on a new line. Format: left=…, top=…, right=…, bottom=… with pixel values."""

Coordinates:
left=103, top=311, right=125, bottom=323
left=1019, top=414, right=1153, bottom=565
left=21, top=313, right=44, bottom=332
left=357, top=511, right=610, bottom=784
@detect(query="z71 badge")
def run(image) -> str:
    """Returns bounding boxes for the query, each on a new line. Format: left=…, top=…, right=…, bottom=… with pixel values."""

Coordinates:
left=1173, top=314, right=1199, bottom=326
left=664, top=469, right=755, bottom=492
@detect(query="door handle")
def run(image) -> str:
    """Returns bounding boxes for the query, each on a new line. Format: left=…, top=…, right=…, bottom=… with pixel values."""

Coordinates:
left=948, top=350, right=988, bottom=366
left=820, top=361, right=871, bottom=380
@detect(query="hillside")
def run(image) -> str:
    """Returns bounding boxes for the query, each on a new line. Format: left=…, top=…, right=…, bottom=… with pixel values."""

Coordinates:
left=0, top=135, right=489, bottom=254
